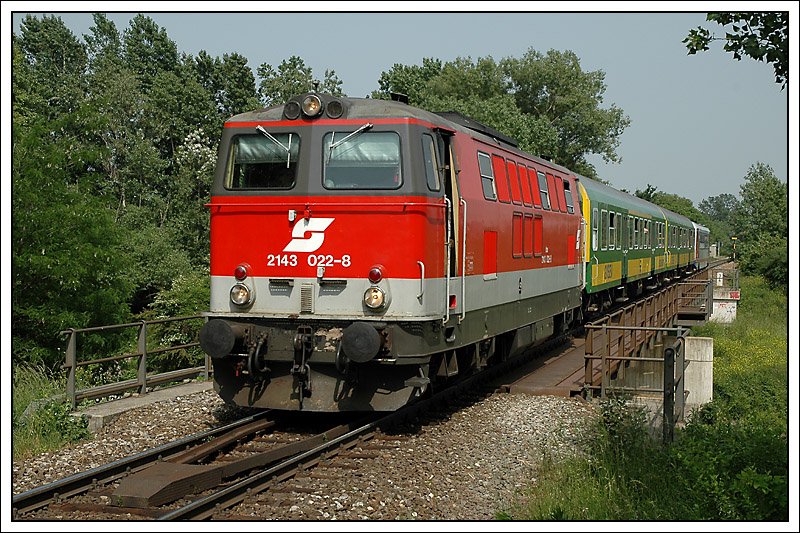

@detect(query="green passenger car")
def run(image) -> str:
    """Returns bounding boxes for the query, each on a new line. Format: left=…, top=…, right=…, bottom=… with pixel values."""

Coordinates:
left=577, top=176, right=695, bottom=310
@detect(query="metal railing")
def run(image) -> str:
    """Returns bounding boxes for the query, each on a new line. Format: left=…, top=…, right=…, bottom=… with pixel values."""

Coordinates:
left=61, top=315, right=210, bottom=409
left=583, top=277, right=711, bottom=442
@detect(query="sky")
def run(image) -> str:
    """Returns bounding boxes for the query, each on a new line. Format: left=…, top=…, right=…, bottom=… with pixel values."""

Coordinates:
left=6, top=2, right=795, bottom=206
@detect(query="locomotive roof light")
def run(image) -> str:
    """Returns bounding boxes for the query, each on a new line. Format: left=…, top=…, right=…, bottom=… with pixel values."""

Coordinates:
left=283, top=101, right=301, bottom=120
left=230, top=283, right=253, bottom=306
left=326, top=99, right=344, bottom=119
left=364, top=287, right=386, bottom=310
left=301, top=94, right=323, bottom=117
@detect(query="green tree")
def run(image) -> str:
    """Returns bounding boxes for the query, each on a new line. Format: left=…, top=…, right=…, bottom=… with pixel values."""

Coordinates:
left=684, top=12, right=789, bottom=89
left=193, top=50, right=261, bottom=119
left=373, top=50, right=629, bottom=178
left=12, top=120, right=134, bottom=367
left=699, top=193, right=740, bottom=249
left=634, top=184, right=659, bottom=203
left=122, top=14, right=179, bottom=91
left=257, top=55, right=343, bottom=106
left=504, top=49, right=630, bottom=176
left=734, top=162, right=787, bottom=288
left=15, top=15, right=87, bottom=119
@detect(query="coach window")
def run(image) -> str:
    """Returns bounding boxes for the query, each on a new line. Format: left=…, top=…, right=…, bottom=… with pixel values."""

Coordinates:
left=600, top=210, right=608, bottom=250
left=591, top=208, right=598, bottom=251
left=563, top=180, right=575, bottom=214
left=633, top=218, right=640, bottom=249
left=477, top=152, right=496, bottom=200
left=616, top=213, right=622, bottom=249
left=422, top=134, right=440, bottom=191
left=323, top=131, right=401, bottom=189
left=226, top=133, right=300, bottom=190
left=537, top=171, right=550, bottom=210
left=608, top=211, right=617, bottom=250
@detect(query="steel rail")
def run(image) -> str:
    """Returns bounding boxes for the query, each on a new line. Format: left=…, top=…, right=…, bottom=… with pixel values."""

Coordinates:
left=12, top=410, right=271, bottom=517
left=158, top=330, right=573, bottom=521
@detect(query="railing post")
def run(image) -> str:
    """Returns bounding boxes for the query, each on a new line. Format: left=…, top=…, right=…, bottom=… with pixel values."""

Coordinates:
left=602, top=324, right=609, bottom=399
left=663, top=343, right=676, bottom=444
left=676, top=337, right=686, bottom=423
left=138, top=321, right=147, bottom=395
left=65, top=329, right=77, bottom=409
left=584, top=327, right=594, bottom=399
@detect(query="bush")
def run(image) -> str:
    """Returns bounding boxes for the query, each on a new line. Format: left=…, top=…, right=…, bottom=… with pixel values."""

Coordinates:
left=503, top=275, right=788, bottom=521
left=13, top=364, right=89, bottom=460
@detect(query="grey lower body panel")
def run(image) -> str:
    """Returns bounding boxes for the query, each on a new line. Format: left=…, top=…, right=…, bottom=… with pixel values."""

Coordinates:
left=207, top=285, right=582, bottom=411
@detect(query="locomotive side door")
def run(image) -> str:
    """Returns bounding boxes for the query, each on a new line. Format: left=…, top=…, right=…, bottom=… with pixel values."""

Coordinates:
left=435, top=129, right=464, bottom=326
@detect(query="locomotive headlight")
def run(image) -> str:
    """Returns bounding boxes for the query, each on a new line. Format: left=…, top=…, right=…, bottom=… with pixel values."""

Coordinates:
left=364, top=287, right=385, bottom=309
left=230, top=283, right=253, bottom=306
left=301, top=94, right=323, bottom=117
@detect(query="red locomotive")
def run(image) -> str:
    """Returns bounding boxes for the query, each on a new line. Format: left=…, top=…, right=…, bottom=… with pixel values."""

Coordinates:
left=199, top=92, right=585, bottom=411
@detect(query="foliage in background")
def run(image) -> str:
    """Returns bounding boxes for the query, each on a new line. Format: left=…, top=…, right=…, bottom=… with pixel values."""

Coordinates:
left=12, top=13, right=786, bottom=384
left=502, top=276, right=788, bottom=521
left=684, top=12, right=789, bottom=89
left=372, top=50, right=630, bottom=178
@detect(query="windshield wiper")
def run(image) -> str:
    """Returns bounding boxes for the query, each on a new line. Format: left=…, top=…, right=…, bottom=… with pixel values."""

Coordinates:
left=328, top=123, right=374, bottom=152
left=256, top=125, right=293, bottom=168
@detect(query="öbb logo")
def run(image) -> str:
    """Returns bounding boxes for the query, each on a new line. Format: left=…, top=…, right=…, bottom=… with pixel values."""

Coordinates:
left=283, top=218, right=335, bottom=253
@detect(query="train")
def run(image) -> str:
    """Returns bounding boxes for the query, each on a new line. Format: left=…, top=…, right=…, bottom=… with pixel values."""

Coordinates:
left=198, top=91, right=710, bottom=412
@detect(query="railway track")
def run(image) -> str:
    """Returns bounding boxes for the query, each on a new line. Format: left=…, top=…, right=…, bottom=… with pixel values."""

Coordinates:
left=13, top=328, right=566, bottom=521
left=14, top=264, right=723, bottom=521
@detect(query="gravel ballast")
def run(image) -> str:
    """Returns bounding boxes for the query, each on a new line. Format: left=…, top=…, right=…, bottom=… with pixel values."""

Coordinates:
left=12, top=389, right=596, bottom=520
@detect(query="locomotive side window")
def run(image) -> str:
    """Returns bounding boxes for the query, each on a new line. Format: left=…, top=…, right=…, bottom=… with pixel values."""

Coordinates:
left=492, top=155, right=511, bottom=203
left=547, top=173, right=561, bottom=211
left=226, top=133, right=299, bottom=190
left=507, top=160, right=522, bottom=205
left=529, top=167, right=542, bottom=207
left=477, top=152, right=496, bottom=200
left=537, top=171, right=550, bottom=210
left=555, top=176, right=568, bottom=213
left=422, top=134, right=441, bottom=192
left=519, top=165, right=533, bottom=206
left=563, top=180, right=575, bottom=214
left=523, top=214, right=533, bottom=257
left=533, top=215, right=544, bottom=256
left=591, top=208, right=598, bottom=251
left=323, top=131, right=401, bottom=189
left=512, top=213, right=523, bottom=258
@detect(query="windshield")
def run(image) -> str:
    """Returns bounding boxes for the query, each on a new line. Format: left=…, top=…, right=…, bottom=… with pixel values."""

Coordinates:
left=225, top=133, right=299, bottom=189
left=323, top=131, right=402, bottom=189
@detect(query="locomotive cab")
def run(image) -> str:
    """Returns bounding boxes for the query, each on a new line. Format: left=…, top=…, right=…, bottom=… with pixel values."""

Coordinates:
left=201, top=93, right=463, bottom=411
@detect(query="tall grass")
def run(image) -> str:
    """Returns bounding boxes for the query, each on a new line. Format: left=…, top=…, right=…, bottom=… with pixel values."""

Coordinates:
left=501, top=275, right=788, bottom=521
left=12, top=364, right=88, bottom=461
